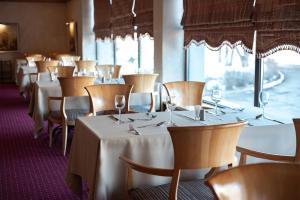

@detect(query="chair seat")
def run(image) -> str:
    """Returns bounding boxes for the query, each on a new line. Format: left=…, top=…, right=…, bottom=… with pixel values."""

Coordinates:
left=130, top=104, right=151, bottom=113
left=129, top=179, right=215, bottom=200
left=49, top=109, right=90, bottom=121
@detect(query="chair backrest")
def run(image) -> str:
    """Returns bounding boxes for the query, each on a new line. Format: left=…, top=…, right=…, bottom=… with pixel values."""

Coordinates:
left=57, top=66, right=75, bottom=77
left=168, top=121, right=246, bottom=169
left=293, top=118, right=300, bottom=162
left=26, top=54, right=45, bottom=62
left=207, top=163, right=300, bottom=200
left=58, top=77, right=96, bottom=97
left=122, top=74, right=158, bottom=93
left=85, top=84, right=133, bottom=115
left=95, top=65, right=121, bottom=79
left=36, top=61, right=59, bottom=72
left=163, top=81, right=205, bottom=106
left=75, top=61, right=97, bottom=72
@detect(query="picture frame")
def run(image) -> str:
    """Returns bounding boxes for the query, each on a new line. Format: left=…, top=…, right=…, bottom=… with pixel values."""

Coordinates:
left=0, top=23, right=19, bottom=52
left=66, top=21, right=78, bottom=55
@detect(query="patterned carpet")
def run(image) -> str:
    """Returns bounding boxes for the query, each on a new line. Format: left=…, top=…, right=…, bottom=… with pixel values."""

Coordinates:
left=0, top=84, right=80, bottom=200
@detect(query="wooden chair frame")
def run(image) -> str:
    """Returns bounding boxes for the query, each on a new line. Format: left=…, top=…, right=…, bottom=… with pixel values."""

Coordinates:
left=237, top=118, right=300, bottom=165
left=123, top=74, right=159, bottom=112
left=120, top=121, right=246, bottom=200
left=163, top=81, right=206, bottom=108
left=207, top=163, right=300, bottom=200
left=48, top=77, right=96, bottom=155
left=85, top=84, right=133, bottom=116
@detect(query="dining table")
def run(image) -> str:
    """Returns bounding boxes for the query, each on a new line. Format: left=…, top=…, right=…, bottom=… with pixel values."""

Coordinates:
left=65, top=109, right=295, bottom=200
left=28, top=77, right=160, bottom=136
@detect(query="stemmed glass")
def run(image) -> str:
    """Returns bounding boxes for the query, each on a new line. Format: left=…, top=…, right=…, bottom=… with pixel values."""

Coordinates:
left=211, top=89, right=222, bottom=115
left=259, top=91, right=269, bottom=119
left=166, top=95, right=176, bottom=126
left=115, top=95, right=126, bottom=124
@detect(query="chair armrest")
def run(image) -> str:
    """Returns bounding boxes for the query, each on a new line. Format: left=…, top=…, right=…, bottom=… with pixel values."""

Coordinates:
left=119, top=156, right=174, bottom=177
left=236, top=146, right=295, bottom=163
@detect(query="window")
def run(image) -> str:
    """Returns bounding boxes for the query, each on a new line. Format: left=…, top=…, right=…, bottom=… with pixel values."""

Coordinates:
left=96, top=35, right=154, bottom=75
left=96, top=39, right=114, bottom=65
left=187, top=43, right=255, bottom=108
left=262, top=50, right=300, bottom=119
left=140, top=35, right=154, bottom=73
left=115, top=36, right=138, bottom=75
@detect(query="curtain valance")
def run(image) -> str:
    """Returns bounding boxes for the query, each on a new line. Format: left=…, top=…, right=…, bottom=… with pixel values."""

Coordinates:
left=111, top=0, right=134, bottom=38
left=134, top=0, right=153, bottom=37
left=93, top=0, right=111, bottom=40
left=181, top=0, right=254, bottom=51
left=255, top=0, right=300, bottom=58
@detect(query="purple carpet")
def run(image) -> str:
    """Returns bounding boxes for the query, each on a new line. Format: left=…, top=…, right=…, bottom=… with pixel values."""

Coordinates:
left=0, top=84, right=81, bottom=200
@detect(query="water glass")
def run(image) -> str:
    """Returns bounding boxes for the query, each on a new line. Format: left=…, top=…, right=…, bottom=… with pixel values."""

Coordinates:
left=115, top=95, right=126, bottom=124
left=211, top=89, right=222, bottom=115
left=194, top=105, right=201, bottom=120
left=259, top=91, right=270, bottom=118
left=166, top=95, right=176, bottom=125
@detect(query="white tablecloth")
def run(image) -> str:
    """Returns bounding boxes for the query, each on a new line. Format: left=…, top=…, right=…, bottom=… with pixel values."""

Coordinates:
left=29, top=79, right=160, bottom=134
left=17, top=66, right=37, bottom=94
left=66, top=111, right=295, bottom=200
left=15, top=59, right=28, bottom=84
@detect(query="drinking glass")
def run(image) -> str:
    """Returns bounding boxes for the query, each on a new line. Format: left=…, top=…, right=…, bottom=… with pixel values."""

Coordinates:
left=211, top=89, right=222, bottom=115
left=109, top=67, right=114, bottom=82
left=115, top=95, right=126, bottom=124
left=166, top=95, right=176, bottom=126
left=259, top=91, right=269, bottom=118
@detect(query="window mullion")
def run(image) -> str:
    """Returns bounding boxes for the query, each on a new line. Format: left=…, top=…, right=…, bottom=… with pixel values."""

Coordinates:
left=254, top=57, right=263, bottom=107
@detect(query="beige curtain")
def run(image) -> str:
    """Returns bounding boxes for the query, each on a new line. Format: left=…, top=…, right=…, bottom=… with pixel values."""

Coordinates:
left=111, top=0, right=134, bottom=38
left=255, top=0, right=300, bottom=58
left=93, top=0, right=111, bottom=40
left=134, top=0, right=153, bottom=37
left=181, top=0, right=254, bottom=51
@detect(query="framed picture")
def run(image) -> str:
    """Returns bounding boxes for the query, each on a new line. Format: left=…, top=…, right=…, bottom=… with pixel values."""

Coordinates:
left=66, top=21, right=78, bottom=54
left=0, top=23, right=19, bottom=52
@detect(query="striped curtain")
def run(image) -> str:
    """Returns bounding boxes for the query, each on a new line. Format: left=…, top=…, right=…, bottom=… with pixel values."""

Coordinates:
left=254, top=0, right=300, bottom=58
left=181, top=0, right=255, bottom=52
left=93, top=0, right=111, bottom=40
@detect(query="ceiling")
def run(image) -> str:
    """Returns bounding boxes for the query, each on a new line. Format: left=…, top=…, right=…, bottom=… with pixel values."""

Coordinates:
left=0, top=0, right=68, bottom=2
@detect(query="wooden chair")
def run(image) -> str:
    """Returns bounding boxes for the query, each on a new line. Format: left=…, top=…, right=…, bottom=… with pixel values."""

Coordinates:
left=85, top=84, right=133, bottom=116
left=47, top=66, right=75, bottom=78
left=163, top=81, right=206, bottom=108
left=207, top=163, right=300, bottom=200
left=122, top=74, right=159, bottom=112
left=36, top=60, right=60, bottom=73
left=75, top=60, right=97, bottom=73
left=26, top=54, right=45, bottom=63
left=120, top=121, right=246, bottom=200
left=48, top=76, right=96, bottom=156
left=56, top=54, right=80, bottom=66
left=95, top=65, right=121, bottom=79
left=237, top=118, right=300, bottom=165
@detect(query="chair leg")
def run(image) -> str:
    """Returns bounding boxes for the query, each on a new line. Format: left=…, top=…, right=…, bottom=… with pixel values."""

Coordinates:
left=62, top=123, right=68, bottom=156
left=48, top=120, right=53, bottom=147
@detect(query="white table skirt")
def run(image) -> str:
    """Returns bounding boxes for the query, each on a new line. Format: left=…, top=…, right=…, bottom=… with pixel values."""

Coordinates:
left=29, top=79, right=160, bottom=134
left=17, top=66, right=37, bottom=94
left=66, top=111, right=295, bottom=200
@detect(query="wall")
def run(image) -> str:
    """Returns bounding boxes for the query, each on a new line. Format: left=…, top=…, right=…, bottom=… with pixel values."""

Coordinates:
left=66, top=0, right=82, bottom=57
left=154, top=0, right=185, bottom=82
left=0, top=2, right=68, bottom=56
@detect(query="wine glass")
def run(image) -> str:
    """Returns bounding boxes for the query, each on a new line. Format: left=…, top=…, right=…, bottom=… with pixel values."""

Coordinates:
left=166, top=95, right=176, bottom=126
left=259, top=91, right=269, bottom=118
left=211, top=89, right=222, bottom=115
left=115, top=95, right=126, bottom=124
